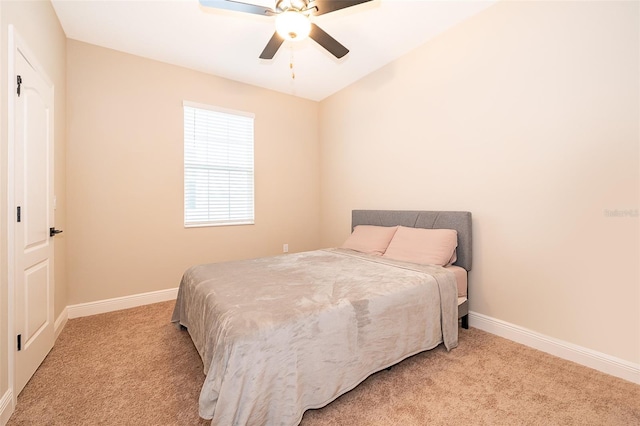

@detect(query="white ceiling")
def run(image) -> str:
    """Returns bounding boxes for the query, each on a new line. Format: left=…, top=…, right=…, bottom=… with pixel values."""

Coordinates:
left=51, top=0, right=496, bottom=101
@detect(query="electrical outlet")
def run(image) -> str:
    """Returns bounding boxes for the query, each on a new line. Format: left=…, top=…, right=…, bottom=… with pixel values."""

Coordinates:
left=283, top=244, right=289, bottom=253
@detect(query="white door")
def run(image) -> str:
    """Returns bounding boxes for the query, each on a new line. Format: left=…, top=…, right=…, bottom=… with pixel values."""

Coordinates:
left=13, top=45, right=55, bottom=396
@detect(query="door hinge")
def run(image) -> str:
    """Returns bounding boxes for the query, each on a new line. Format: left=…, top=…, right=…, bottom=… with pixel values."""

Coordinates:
left=16, top=206, right=21, bottom=222
left=17, top=75, right=22, bottom=97
left=17, top=334, right=22, bottom=351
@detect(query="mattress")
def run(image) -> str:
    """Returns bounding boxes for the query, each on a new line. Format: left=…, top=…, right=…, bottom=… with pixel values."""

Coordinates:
left=445, top=264, right=467, bottom=298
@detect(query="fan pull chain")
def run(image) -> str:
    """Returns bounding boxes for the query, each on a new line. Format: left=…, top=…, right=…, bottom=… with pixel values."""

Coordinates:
left=289, top=45, right=295, bottom=80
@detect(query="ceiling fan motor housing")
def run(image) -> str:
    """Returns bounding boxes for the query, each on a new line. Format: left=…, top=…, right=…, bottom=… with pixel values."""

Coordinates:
left=276, top=0, right=310, bottom=13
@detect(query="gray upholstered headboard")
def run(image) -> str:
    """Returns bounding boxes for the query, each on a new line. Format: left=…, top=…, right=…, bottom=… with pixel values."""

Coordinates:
left=351, top=210, right=472, bottom=271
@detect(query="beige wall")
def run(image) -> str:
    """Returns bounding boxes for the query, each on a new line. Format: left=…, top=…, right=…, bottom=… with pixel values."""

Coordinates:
left=319, top=1, right=639, bottom=364
left=66, top=40, right=320, bottom=305
left=0, top=0, right=67, bottom=409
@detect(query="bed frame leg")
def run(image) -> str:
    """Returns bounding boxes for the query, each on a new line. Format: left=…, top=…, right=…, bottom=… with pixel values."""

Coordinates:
left=461, top=315, right=469, bottom=329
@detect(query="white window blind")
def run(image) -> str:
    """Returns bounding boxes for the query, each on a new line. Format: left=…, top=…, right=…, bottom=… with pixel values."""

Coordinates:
left=184, top=102, right=255, bottom=227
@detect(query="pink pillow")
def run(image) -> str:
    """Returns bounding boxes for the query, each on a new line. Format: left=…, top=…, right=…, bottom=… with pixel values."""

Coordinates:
left=341, top=225, right=398, bottom=256
left=383, top=226, right=458, bottom=266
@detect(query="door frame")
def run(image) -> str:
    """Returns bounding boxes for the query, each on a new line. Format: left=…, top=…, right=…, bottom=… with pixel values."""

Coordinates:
left=6, top=24, right=56, bottom=408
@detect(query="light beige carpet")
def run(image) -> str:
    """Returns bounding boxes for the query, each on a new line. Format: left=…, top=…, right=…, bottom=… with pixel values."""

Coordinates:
left=8, top=301, right=640, bottom=425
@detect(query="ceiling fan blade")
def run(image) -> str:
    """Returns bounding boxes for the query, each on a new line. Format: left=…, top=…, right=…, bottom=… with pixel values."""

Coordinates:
left=259, top=32, right=285, bottom=59
left=199, top=0, right=273, bottom=16
left=310, top=0, right=372, bottom=16
left=309, top=24, right=349, bottom=59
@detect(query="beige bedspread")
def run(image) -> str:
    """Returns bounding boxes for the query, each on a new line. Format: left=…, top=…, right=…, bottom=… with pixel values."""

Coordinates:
left=171, top=248, right=458, bottom=425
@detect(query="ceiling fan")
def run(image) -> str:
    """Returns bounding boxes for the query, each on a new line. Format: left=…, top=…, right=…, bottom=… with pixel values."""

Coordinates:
left=199, top=0, right=373, bottom=59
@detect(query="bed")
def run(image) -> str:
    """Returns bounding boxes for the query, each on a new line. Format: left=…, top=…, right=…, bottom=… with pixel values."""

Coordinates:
left=172, top=209, right=472, bottom=425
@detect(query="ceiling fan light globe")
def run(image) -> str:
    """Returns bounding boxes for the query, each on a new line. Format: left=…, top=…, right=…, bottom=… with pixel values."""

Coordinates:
left=275, top=11, right=311, bottom=41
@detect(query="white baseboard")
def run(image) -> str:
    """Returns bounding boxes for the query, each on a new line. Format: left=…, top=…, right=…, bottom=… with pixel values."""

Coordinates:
left=469, top=311, right=640, bottom=385
left=0, top=389, right=13, bottom=426
left=54, top=307, right=68, bottom=340
left=67, top=288, right=179, bottom=319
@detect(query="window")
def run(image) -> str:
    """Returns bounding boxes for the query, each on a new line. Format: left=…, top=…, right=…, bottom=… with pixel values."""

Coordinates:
left=183, top=101, right=255, bottom=227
